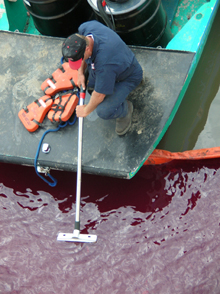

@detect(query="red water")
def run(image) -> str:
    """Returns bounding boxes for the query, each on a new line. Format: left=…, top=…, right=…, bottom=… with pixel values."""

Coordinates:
left=1, top=159, right=220, bottom=293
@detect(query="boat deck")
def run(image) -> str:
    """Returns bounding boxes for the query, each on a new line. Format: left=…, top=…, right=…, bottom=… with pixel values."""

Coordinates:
left=0, top=31, right=194, bottom=178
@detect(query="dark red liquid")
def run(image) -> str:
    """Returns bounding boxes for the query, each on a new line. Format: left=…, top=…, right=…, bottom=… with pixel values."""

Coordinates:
left=1, top=159, right=220, bottom=293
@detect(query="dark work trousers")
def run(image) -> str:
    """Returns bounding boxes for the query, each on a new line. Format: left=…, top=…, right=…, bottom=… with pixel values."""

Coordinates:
left=88, top=58, right=143, bottom=119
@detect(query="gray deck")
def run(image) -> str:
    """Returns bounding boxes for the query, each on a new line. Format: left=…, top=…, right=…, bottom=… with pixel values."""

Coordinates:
left=0, top=31, right=194, bottom=178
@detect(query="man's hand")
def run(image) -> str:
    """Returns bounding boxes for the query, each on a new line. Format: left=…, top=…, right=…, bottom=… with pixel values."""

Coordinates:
left=76, top=104, right=88, bottom=118
left=77, top=72, right=86, bottom=90
left=76, top=90, right=105, bottom=118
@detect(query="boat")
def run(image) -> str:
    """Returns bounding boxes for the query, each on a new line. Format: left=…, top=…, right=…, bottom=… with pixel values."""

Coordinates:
left=0, top=0, right=219, bottom=181
left=144, top=0, right=220, bottom=166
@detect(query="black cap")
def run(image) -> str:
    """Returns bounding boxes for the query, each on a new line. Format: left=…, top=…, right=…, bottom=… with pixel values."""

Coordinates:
left=62, top=34, right=86, bottom=62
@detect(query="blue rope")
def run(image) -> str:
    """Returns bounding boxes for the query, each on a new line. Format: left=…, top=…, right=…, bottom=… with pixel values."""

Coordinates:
left=34, top=115, right=77, bottom=187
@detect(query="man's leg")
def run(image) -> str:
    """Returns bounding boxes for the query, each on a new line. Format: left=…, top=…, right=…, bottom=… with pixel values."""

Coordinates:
left=96, top=62, right=142, bottom=135
left=96, top=80, right=131, bottom=120
left=96, top=58, right=142, bottom=120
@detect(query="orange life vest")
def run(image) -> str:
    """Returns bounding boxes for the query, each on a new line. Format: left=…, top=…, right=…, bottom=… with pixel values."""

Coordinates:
left=18, top=95, right=54, bottom=132
left=18, top=65, right=79, bottom=132
left=41, top=62, right=78, bottom=96
left=48, top=91, right=79, bottom=123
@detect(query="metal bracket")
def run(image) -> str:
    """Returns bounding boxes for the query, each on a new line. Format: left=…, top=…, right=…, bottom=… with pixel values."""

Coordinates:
left=37, top=166, right=50, bottom=175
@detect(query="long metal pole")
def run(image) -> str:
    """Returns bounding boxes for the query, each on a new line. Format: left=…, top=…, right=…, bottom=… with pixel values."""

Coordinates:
left=73, top=87, right=86, bottom=237
left=57, top=87, right=97, bottom=243
left=74, top=96, right=84, bottom=234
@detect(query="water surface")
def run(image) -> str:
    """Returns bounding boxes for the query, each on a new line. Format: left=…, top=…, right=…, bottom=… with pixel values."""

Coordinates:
left=1, top=159, right=220, bottom=293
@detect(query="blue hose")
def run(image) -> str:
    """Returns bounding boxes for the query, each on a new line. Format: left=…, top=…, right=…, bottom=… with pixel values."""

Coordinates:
left=35, top=57, right=78, bottom=186
left=34, top=115, right=77, bottom=187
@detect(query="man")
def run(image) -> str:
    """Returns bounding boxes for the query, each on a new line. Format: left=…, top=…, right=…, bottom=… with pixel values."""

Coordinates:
left=62, top=20, right=143, bottom=136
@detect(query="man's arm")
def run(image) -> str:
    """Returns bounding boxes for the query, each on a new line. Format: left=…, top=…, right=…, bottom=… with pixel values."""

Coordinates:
left=77, top=60, right=87, bottom=89
left=76, top=90, right=105, bottom=117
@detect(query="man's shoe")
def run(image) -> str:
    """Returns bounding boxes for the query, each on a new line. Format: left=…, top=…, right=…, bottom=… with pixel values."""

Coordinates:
left=116, top=101, right=133, bottom=136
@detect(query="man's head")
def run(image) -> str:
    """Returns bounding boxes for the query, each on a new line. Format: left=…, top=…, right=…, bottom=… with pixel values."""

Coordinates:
left=62, top=34, right=87, bottom=70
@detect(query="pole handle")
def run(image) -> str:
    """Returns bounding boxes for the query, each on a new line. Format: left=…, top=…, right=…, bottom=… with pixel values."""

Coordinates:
left=80, top=85, right=86, bottom=99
